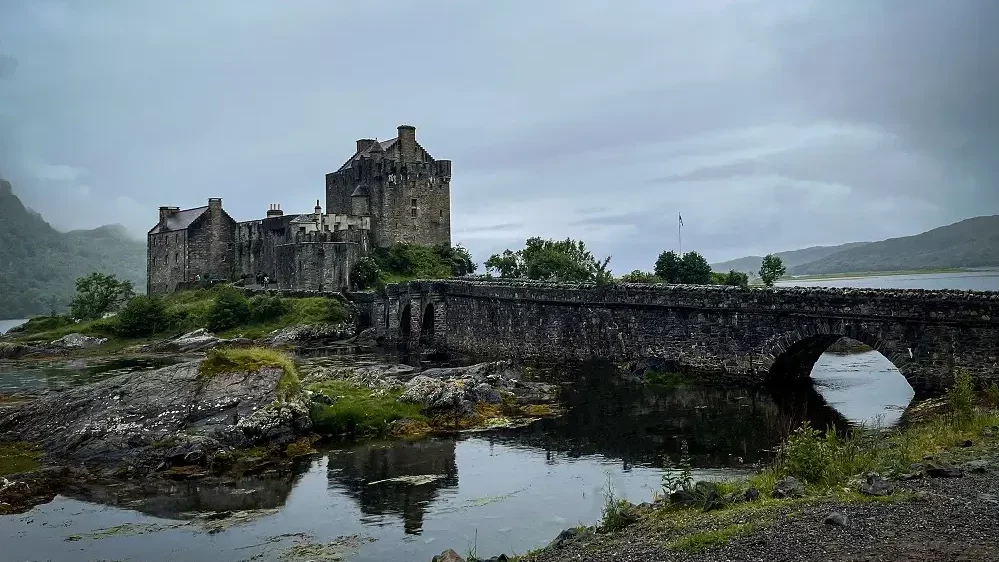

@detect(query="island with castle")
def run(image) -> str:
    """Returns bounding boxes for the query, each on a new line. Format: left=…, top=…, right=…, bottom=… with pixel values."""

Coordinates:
left=146, top=124, right=451, bottom=294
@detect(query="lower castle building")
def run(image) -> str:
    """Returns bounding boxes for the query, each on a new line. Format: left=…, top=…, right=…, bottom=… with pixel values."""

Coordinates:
left=147, top=125, right=451, bottom=294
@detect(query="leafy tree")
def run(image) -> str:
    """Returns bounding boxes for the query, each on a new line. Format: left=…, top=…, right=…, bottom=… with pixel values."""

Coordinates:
left=485, top=237, right=612, bottom=283
left=759, top=254, right=787, bottom=287
left=205, top=286, right=251, bottom=332
left=371, top=243, right=472, bottom=280
left=679, top=251, right=712, bottom=285
left=484, top=250, right=523, bottom=278
left=723, top=270, right=750, bottom=288
left=654, top=251, right=683, bottom=283
left=620, top=270, right=663, bottom=284
left=69, top=272, right=135, bottom=320
left=115, top=295, right=169, bottom=337
left=350, top=257, right=381, bottom=290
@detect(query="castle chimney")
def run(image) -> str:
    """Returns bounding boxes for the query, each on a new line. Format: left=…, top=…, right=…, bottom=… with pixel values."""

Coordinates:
left=266, top=203, right=283, bottom=218
left=397, top=125, right=416, bottom=160
left=208, top=198, right=222, bottom=215
left=315, top=200, right=322, bottom=216
left=356, top=139, right=376, bottom=153
left=159, top=206, right=172, bottom=224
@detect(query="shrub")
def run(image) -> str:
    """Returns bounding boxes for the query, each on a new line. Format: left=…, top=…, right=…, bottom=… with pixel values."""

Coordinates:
left=115, top=296, right=170, bottom=337
left=18, top=315, right=75, bottom=335
left=985, top=381, right=999, bottom=409
left=307, top=380, right=424, bottom=438
left=249, top=295, right=289, bottom=323
left=205, top=287, right=251, bottom=332
left=779, top=423, right=832, bottom=485
left=620, top=270, right=663, bottom=284
left=350, top=257, right=381, bottom=290
left=599, top=479, right=638, bottom=532
left=947, top=369, right=975, bottom=425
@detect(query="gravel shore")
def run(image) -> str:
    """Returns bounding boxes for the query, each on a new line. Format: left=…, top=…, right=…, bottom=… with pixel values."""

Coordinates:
left=523, top=469, right=999, bottom=562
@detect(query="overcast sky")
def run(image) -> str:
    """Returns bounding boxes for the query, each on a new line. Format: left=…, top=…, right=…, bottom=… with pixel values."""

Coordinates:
left=1, top=0, right=997, bottom=271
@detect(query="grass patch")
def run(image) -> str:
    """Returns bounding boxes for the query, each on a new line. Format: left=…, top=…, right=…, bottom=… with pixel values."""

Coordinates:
left=199, top=347, right=301, bottom=400
left=668, top=522, right=757, bottom=552
left=307, top=380, right=425, bottom=439
left=0, top=441, right=43, bottom=476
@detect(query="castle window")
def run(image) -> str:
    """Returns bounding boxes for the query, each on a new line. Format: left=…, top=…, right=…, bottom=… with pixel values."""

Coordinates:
left=439, top=210, right=443, bottom=218
left=411, top=208, right=417, bottom=218
left=174, top=253, right=178, bottom=264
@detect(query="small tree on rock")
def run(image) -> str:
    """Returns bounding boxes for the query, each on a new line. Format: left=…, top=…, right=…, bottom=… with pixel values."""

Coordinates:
left=759, top=254, right=787, bottom=287
left=70, top=272, right=135, bottom=320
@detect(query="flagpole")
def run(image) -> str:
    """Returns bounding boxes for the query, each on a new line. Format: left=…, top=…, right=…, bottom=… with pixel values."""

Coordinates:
left=678, top=212, right=683, bottom=255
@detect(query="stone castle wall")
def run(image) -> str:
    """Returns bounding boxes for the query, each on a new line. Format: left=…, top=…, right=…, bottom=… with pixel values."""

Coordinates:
left=377, top=280, right=999, bottom=394
left=187, top=201, right=237, bottom=283
left=273, top=231, right=367, bottom=292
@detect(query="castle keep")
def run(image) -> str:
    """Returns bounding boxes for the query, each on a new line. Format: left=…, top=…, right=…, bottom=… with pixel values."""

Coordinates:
left=147, top=125, right=451, bottom=294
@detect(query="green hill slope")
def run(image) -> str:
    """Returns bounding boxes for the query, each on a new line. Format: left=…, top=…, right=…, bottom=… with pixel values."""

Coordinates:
left=711, top=242, right=869, bottom=276
left=0, top=179, right=146, bottom=319
left=789, top=215, right=999, bottom=275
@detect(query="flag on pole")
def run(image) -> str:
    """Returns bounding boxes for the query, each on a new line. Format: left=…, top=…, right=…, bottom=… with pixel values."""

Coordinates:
left=678, top=213, right=684, bottom=226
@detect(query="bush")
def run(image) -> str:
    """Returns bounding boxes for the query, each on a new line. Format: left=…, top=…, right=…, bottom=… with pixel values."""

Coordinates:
left=115, top=296, right=170, bottom=337
left=18, top=315, right=75, bottom=335
left=249, top=295, right=290, bottom=323
left=307, top=381, right=424, bottom=438
left=350, top=257, right=381, bottom=290
left=947, top=369, right=975, bottom=425
left=205, top=287, right=251, bottom=333
left=620, top=270, right=663, bottom=284
left=779, top=423, right=833, bottom=485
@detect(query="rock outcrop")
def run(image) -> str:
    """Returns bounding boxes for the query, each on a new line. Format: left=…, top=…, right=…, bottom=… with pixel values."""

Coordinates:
left=265, top=322, right=356, bottom=347
left=48, top=333, right=107, bottom=349
left=0, top=359, right=310, bottom=474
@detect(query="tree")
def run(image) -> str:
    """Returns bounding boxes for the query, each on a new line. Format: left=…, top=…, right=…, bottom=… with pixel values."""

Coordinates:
left=434, top=244, right=477, bottom=277
left=679, top=251, right=713, bottom=285
left=484, top=249, right=522, bottom=278
left=723, top=270, right=750, bottom=288
left=69, top=272, right=135, bottom=320
left=759, top=254, right=787, bottom=287
left=654, top=251, right=683, bottom=283
left=115, top=295, right=169, bottom=337
left=620, top=270, right=663, bottom=284
left=485, top=237, right=612, bottom=282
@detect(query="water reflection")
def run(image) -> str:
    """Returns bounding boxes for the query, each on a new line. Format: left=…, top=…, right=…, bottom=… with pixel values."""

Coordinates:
left=0, top=355, right=189, bottom=394
left=327, top=439, right=459, bottom=535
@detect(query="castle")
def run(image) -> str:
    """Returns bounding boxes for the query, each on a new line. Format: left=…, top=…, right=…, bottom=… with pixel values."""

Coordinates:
left=147, top=125, right=451, bottom=294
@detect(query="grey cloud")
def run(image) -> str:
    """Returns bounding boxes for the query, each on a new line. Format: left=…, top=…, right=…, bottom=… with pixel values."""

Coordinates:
left=1, top=0, right=996, bottom=268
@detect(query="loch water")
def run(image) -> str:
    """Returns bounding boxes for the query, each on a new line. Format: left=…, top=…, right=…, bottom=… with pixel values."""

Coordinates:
left=1, top=271, right=995, bottom=561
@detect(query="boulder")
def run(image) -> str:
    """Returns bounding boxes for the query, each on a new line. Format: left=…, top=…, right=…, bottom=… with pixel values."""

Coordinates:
left=773, top=476, right=805, bottom=499
left=49, top=333, right=107, bottom=349
left=155, top=329, right=224, bottom=353
left=432, top=549, right=465, bottom=562
left=266, top=322, right=356, bottom=347
left=860, top=473, right=894, bottom=496
left=924, top=461, right=963, bottom=478
left=400, top=375, right=472, bottom=414
left=824, top=512, right=849, bottom=527
left=0, top=359, right=310, bottom=472
left=0, top=342, right=44, bottom=360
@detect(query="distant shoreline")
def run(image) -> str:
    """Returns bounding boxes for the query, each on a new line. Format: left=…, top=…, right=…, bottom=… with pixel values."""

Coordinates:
left=778, top=267, right=981, bottom=283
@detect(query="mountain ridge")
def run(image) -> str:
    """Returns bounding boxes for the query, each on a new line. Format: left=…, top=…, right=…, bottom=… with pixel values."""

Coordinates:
left=0, top=179, right=146, bottom=319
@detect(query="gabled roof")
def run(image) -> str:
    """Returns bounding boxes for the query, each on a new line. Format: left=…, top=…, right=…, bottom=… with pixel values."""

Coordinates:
left=336, top=138, right=398, bottom=172
left=350, top=184, right=369, bottom=197
left=149, top=206, right=208, bottom=234
left=289, top=213, right=320, bottom=224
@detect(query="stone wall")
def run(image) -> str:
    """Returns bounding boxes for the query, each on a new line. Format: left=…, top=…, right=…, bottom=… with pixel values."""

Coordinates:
left=273, top=232, right=365, bottom=292
left=187, top=200, right=237, bottom=283
left=147, top=230, right=188, bottom=294
left=376, top=280, right=999, bottom=394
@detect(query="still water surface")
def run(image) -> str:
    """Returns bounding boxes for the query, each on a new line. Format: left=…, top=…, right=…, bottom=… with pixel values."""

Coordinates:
left=0, top=318, right=28, bottom=334
left=0, top=271, right=986, bottom=561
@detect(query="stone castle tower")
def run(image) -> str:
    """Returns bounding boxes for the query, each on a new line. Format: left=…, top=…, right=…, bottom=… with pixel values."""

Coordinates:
left=325, top=125, right=452, bottom=248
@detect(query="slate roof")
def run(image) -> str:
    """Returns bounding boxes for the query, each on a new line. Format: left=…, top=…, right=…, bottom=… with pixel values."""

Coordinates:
left=149, top=206, right=208, bottom=234
left=350, top=184, right=369, bottom=197
left=336, top=138, right=398, bottom=172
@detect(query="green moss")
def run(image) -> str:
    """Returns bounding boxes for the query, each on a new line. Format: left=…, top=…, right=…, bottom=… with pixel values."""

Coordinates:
left=307, top=380, right=425, bottom=439
left=0, top=441, right=42, bottom=476
left=668, top=523, right=757, bottom=552
left=199, top=347, right=301, bottom=400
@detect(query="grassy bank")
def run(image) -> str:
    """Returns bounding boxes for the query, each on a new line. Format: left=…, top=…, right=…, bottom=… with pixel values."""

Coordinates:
left=7, top=287, right=349, bottom=352
left=199, top=347, right=302, bottom=400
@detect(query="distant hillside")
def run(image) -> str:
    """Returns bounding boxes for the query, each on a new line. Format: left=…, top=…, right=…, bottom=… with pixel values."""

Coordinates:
left=0, top=179, right=146, bottom=319
left=790, top=215, right=999, bottom=275
left=711, top=242, right=869, bottom=275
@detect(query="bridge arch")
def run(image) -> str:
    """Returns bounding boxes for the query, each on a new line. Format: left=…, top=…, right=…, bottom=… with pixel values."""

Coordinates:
left=761, top=324, right=913, bottom=388
left=419, top=301, right=436, bottom=347
left=398, top=302, right=412, bottom=345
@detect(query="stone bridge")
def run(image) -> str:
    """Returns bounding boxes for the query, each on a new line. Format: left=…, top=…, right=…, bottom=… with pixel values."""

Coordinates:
left=366, top=280, right=999, bottom=395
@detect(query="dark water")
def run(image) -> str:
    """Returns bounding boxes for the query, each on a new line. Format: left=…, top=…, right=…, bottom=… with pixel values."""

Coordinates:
left=6, top=270, right=978, bottom=561
left=0, top=355, right=190, bottom=394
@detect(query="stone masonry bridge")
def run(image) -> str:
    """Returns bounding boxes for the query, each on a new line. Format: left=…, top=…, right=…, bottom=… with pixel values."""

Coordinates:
left=367, top=280, right=999, bottom=395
